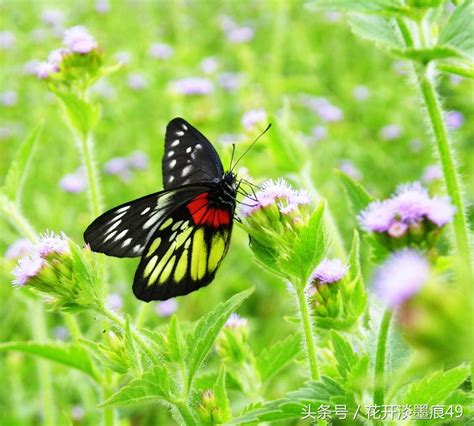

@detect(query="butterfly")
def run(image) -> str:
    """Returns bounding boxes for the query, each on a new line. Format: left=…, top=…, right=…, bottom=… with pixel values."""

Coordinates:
left=84, top=118, right=242, bottom=302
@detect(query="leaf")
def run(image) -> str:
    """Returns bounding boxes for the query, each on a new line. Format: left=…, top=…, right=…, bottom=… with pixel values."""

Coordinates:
left=330, top=331, right=357, bottom=380
left=306, top=0, right=409, bottom=16
left=336, top=170, right=373, bottom=216
left=348, top=13, right=405, bottom=49
left=392, top=45, right=466, bottom=62
left=284, top=202, right=327, bottom=280
left=213, top=366, right=232, bottom=423
left=257, top=334, right=302, bottom=381
left=439, top=0, right=474, bottom=61
left=186, top=287, right=254, bottom=388
left=400, top=365, right=470, bottom=406
left=124, top=316, right=142, bottom=372
left=249, top=237, right=285, bottom=278
left=52, top=89, right=99, bottom=139
left=167, top=315, right=186, bottom=362
left=100, top=365, right=171, bottom=407
left=3, top=123, right=43, bottom=203
left=0, top=341, right=99, bottom=381
left=437, top=60, right=474, bottom=79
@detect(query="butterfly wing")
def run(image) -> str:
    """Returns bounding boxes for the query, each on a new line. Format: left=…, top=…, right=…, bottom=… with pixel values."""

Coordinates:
left=133, top=190, right=234, bottom=301
left=162, top=117, right=224, bottom=189
left=83, top=185, right=208, bottom=258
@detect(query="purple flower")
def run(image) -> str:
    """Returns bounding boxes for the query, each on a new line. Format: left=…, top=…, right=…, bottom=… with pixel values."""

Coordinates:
left=225, top=313, right=248, bottom=328
left=48, top=48, right=68, bottom=65
left=170, top=77, right=213, bottom=95
left=422, top=165, right=442, bottom=184
left=41, top=9, right=65, bottom=26
left=104, top=157, right=130, bottom=175
left=0, top=91, right=18, bottom=107
left=425, top=196, right=456, bottom=227
left=449, top=75, right=463, bottom=86
left=149, top=42, right=173, bottom=60
left=36, top=231, right=69, bottom=257
left=156, top=299, right=178, bottom=317
left=63, top=26, right=97, bottom=54
left=387, top=222, right=408, bottom=238
left=227, top=26, right=254, bottom=43
left=392, top=60, right=410, bottom=75
left=374, top=250, right=430, bottom=307
left=339, top=160, right=362, bottom=181
left=301, top=96, right=343, bottom=122
left=53, top=326, right=70, bottom=340
left=106, top=293, right=123, bottom=311
left=115, top=51, right=132, bottom=65
left=127, top=73, right=147, bottom=90
left=5, top=239, right=33, bottom=260
left=310, top=125, right=327, bottom=142
left=358, top=200, right=395, bottom=232
left=200, top=57, right=218, bottom=74
left=12, top=254, right=45, bottom=287
left=71, top=406, right=85, bottom=421
left=409, top=138, right=422, bottom=152
left=446, top=111, right=464, bottom=129
left=35, top=61, right=58, bottom=79
left=95, top=0, right=110, bottom=13
left=391, top=182, right=430, bottom=223
left=380, top=124, right=402, bottom=141
left=241, top=108, right=267, bottom=130
left=59, top=169, right=87, bottom=193
left=0, top=31, right=15, bottom=50
left=128, top=150, right=148, bottom=170
left=310, top=258, right=348, bottom=284
left=23, top=60, right=41, bottom=75
left=91, top=79, right=116, bottom=100
left=352, top=85, right=370, bottom=101
left=217, top=72, right=242, bottom=91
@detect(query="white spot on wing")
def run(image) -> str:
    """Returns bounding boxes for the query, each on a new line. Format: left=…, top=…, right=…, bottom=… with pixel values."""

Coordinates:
left=181, top=165, right=192, bottom=177
left=186, top=147, right=192, bottom=154
left=141, top=207, right=151, bottom=215
left=169, top=159, right=177, bottom=168
left=167, top=151, right=174, bottom=158
left=111, top=211, right=127, bottom=222
left=116, top=206, right=130, bottom=213
left=133, top=244, right=142, bottom=253
left=195, top=144, right=202, bottom=150
left=114, top=229, right=128, bottom=241
left=104, top=230, right=117, bottom=242
left=176, top=131, right=184, bottom=136
left=122, top=238, right=132, bottom=247
left=169, top=231, right=177, bottom=242
left=143, top=213, right=160, bottom=229
left=182, top=123, right=188, bottom=130
left=168, top=175, right=174, bottom=183
left=106, top=220, right=121, bottom=233
left=171, top=139, right=180, bottom=147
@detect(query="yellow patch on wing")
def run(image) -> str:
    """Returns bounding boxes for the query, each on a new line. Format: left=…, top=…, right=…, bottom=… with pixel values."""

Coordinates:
left=208, top=233, right=226, bottom=272
left=175, top=226, right=193, bottom=249
left=148, top=242, right=175, bottom=286
left=191, top=229, right=207, bottom=280
left=144, top=255, right=158, bottom=278
left=159, top=255, right=176, bottom=283
left=174, top=250, right=188, bottom=283
left=159, top=217, right=173, bottom=230
left=146, top=238, right=161, bottom=257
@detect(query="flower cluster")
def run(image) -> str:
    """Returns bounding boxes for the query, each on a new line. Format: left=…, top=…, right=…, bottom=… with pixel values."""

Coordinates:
left=301, top=95, right=344, bottom=123
left=216, top=313, right=250, bottom=364
left=358, top=182, right=455, bottom=249
left=103, top=150, right=148, bottom=181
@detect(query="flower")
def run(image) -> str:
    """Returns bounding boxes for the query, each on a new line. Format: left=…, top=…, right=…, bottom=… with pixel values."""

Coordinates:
left=227, top=26, right=254, bottom=43
left=0, top=31, right=15, bottom=50
left=156, top=299, right=178, bottom=317
left=95, top=0, right=110, bottom=13
left=301, top=96, right=343, bottom=122
left=149, top=42, right=173, bottom=60
left=339, top=160, right=362, bottom=181
left=104, top=157, right=130, bottom=176
left=358, top=200, right=395, bottom=232
left=170, top=77, right=213, bottom=95
left=128, top=150, right=148, bottom=170
left=5, top=239, right=34, bottom=260
left=63, top=26, right=97, bottom=54
left=12, top=254, right=46, bottom=287
left=34, top=61, right=59, bottom=79
left=36, top=232, right=69, bottom=258
left=425, top=196, right=456, bottom=227
left=241, top=108, right=267, bottom=130
left=41, top=9, right=65, bottom=26
left=0, top=91, right=18, bottom=107
left=200, top=57, right=218, bottom=74
left=59, top=169, right=87, bottom=193
left=106, top=293, right=123, bottom=311
left=48, top=48, right=67, bottom=65
left=91, top=79, right=116, bottom=100
left=446, top=111, right=464, bottom=129
left=225, top=313, right=248, bottom=329
left=374, top=250, right=430, bottom=307
left=115, top=50, right=132, bottom=65
left=310, top=258, right=348, bottom=284
left=127, top=73, right=147, bottom=90
left=23, top=60, right=41, bottom=75
left=422, top=165, right=442, bottom=184
left=310, top=125, right=327, bottom=142
left=380, top=124, right=402, bottom=141
left=71, top=406, right=85, bottom=421
left=391, top=182, right=430, bottom=223
left=352, top=85, right=370, bottom=101
left=217, top=72, right=242, bottom=91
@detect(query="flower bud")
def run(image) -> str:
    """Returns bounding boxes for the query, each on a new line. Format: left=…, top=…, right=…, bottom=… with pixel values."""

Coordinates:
left=197, top=390, right=227, bottom=425
left=215, top=313, right=249, bottom=364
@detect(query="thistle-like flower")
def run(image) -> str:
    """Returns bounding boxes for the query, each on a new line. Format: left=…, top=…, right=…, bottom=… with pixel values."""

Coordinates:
left=309, top=258, right=348, bottom=285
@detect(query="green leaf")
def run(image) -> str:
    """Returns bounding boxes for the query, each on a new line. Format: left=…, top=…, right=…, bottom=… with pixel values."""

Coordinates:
left=306, top=0, right=409, bottom=16
left=284, top=202, right=327, bottom=280
left=257, top=334, right=302, bottom=381
left=213, top=366, right=232, bottom=423
left=167, top=315, right=186, bottom=362
left=392, top=45, right=466, bottom=62
left=3, top=123, right=43, bottom=203
left=336, top=170, right=373, bottom=216
left=330, top=331, right=357, bottom=380
left=348, top=14, right=405, bottom=49
left=439, top=0, right=474, bottom=61
left=186, top=287, right=254, bottom=388
left=437, top=60, right=474, bottom=79
left=52, top=89, right=99, bottom=139
left=249, top=237, right=285, bottom=278
left=400, top=365, right=470, bottom=406
left=100, top=365, right=171, bottom=407
left=0, top=341, right=99, bottom=381
left=124, top=316, right=142, bottom=372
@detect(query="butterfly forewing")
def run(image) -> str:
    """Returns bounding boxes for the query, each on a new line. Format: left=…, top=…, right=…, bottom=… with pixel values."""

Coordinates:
left=163, top=118, right=224, bottom=189
left=83, top=185, right=208, bottom=258
left=133, top=190, right=233, bottom=301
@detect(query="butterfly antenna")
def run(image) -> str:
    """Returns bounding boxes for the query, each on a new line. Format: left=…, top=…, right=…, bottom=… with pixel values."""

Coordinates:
left=231, top=123, right=271, bottom=172
left=229, top=143, right=237, bottom=170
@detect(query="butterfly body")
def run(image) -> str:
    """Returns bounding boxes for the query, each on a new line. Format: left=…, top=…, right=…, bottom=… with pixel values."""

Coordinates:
left=84, top=118, right=239, bottom=302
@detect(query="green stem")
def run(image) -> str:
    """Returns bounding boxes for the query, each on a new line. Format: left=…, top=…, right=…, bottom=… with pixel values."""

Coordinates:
left=437, top=63, right=474, bottom=79
left=295, top=284, right=320, bottom=381
left=31, top=301, right=56, bottom=426
left=102, top=370, right=117, bottom=426
left=175, top=401, right=200, bottom=426
left=0, top=195, right=36, bottom=240
left=373, top=309, right=393, bottom=407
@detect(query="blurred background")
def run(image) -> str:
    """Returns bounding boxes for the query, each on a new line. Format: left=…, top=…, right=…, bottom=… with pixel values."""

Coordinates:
left=1, top=0, right=473, bottom=424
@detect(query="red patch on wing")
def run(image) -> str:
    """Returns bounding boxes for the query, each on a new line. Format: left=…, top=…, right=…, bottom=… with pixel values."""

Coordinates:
left=186, top=193, right=230, bottom=229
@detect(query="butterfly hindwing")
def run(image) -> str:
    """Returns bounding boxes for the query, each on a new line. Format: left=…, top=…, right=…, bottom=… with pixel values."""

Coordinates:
left=83, top=185, right=208, bottom=258
left=162, top=117, right=224, bottom=189
left=133, top=190, right=233, bottom=301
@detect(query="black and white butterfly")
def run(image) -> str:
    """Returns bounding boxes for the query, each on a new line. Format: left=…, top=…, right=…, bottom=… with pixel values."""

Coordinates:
left=84, top=118, right=241, bottom=302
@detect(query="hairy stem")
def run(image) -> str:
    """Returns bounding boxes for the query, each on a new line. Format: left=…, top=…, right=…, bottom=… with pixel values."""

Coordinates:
left=176, top=401, right=200, bottom=426
left=102, top=370, right=117, bottom=426
left=295, top=284, right=320, bottom=381
left=373, top=309, right=393, bottom=407
left=0, top=195, right=36, bottom=240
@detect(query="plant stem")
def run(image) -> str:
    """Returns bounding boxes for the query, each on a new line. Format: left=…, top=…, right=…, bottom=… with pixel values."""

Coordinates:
left=373, top=309, right=393, bottom=407
left=31, top=301, right=56, bottom=426
left=0, top=195, right=36, bottom=240
left=102, top=370, right=116, bottom=426
left=175, top=401, right=200, bottom=426
left=295, top=284, right=320, bottom=381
